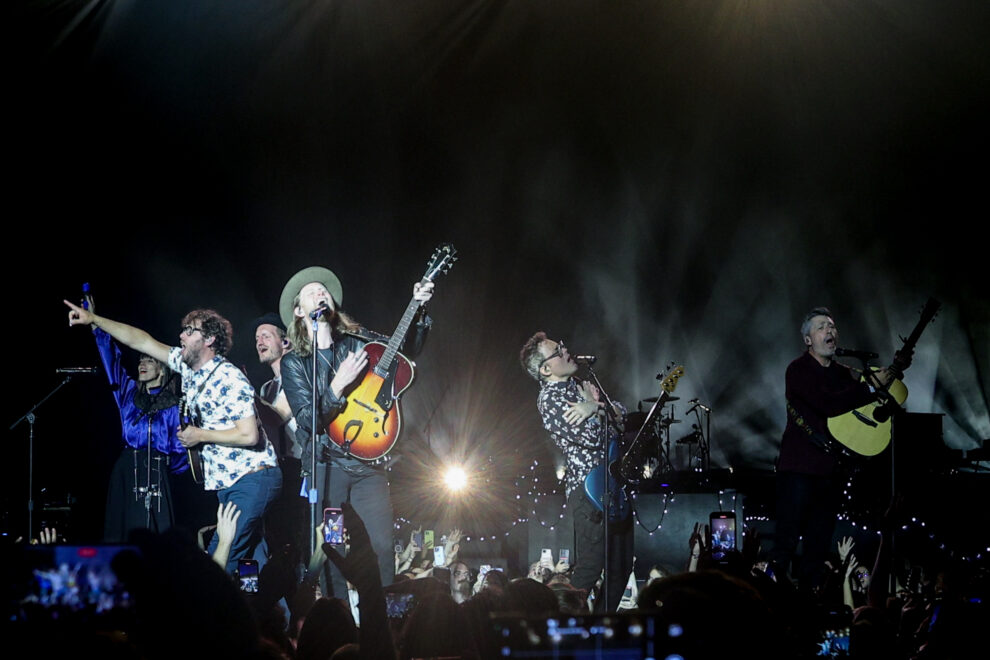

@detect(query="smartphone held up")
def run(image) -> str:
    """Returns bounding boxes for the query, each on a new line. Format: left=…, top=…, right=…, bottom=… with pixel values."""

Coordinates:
left=324, top=507, right=345, bottom=546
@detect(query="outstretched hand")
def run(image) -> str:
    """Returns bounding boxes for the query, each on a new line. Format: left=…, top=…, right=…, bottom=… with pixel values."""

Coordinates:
left=215, top=501, right=242, bottom=547
left=442, top=528, right=462, bottom=566
left=837, top=536, right=854, bottom=564
left=38, top=527, right=58, bottom=545
left=323, top=501, right=381, bottom=592
left=64, top=299, right=95, bottom=327
left=845, top=554, right=858, bottom=579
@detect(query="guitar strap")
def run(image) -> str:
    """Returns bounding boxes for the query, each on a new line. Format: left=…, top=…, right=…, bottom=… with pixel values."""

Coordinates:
left=785, top=399, right=833, bottom=454
left=185, top=360, right=225, bottom=427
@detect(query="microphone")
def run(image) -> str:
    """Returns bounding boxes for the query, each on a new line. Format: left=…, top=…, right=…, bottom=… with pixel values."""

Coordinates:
left=835, top=347, right=879, bottom=360
left=309, top=301, right=331, bottom=320
left=573, top=355, right=597, bottom=365
left=56, top=367, right=98, bottom=374
left=686, top=398, right=712, bottom=414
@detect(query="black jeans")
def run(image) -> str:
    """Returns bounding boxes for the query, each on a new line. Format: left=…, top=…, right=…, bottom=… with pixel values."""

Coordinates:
left=314, top=460, right=395, bottom=596
left=771, top=471, right=840, bottom=589
left=567, top=489, right=634, bottom=611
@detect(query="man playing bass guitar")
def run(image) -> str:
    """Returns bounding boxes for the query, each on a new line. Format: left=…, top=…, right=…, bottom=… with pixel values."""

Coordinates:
left=520, top=332, right=633, bottom=612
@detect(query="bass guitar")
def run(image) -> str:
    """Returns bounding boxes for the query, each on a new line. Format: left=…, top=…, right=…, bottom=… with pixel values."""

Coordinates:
left=826, top=297, right=941, bottom=457
left=327, top=244, right=457, bottom=461
left=583, top=365, right=685, bottom=520
left=583, top=431, right=630, bottom=522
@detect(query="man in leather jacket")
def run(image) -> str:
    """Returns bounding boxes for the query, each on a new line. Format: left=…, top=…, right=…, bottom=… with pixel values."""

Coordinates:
left=278, top=266, right=433, bottom=592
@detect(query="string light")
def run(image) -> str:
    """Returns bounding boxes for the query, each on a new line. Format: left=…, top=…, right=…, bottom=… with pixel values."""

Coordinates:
left=394, top=457, right=984, bottom=565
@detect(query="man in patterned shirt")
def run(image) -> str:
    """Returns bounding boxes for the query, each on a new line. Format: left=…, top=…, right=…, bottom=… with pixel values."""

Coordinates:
left=520, top=331, right=633, bottom=611
left=65, top=301, right=281, bottom=573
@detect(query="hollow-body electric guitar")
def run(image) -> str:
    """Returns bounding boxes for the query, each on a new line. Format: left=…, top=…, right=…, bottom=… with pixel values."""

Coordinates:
left=327, top=244, right=457, bottom=461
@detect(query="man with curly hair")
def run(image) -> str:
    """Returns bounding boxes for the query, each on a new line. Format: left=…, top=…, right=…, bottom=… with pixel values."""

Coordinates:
left=65, top=301, right=280, bottom=573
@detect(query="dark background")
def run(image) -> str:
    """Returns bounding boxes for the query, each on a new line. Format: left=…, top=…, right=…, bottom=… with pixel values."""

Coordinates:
left=5, top=1, right=988, bottom=562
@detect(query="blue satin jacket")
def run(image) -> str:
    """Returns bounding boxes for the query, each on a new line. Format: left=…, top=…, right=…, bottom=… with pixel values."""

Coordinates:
left=94, top=328, right=189, bottom=474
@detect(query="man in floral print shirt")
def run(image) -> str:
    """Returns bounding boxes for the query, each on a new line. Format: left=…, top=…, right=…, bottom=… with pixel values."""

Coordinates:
left=65, top=302, right=280, bottom=573
left=520, top=331, right=632, bottom=611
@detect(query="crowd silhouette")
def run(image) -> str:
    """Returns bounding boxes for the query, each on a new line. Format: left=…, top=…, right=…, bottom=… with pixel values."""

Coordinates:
left=5, top=497, right=986, bottom=659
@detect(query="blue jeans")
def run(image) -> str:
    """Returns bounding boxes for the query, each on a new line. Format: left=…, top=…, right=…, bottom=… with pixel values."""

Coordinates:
left=207, top=466, right=283, bottom=574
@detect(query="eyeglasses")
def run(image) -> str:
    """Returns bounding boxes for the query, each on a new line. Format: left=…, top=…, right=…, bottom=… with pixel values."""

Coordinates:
left=180, top=325, right=203, bottom=336
left=538, top=340, right=565, bottom=370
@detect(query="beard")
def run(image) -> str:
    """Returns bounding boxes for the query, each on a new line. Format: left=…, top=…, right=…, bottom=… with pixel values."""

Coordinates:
left=258, top=347, right=282, bottom=365
left=182, top=344, right=201, bottom=368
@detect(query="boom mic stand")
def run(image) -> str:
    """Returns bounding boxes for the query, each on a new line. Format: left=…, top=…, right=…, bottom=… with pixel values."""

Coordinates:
left=10, top=375, right=76, bottom=541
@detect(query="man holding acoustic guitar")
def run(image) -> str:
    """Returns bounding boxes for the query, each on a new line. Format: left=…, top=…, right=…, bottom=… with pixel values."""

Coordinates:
left=64, top=301, right=281, bottom=574
left=772, top=306, right=912, bottom=591
left=278, top=263, right=436, bottom=595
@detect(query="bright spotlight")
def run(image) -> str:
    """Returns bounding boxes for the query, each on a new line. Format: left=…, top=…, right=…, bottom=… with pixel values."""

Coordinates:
left=443, top=466, right=468, bottom=492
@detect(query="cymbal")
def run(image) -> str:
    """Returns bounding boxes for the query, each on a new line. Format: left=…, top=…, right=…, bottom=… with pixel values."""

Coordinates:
left=641, top=396, right=680, bottom=403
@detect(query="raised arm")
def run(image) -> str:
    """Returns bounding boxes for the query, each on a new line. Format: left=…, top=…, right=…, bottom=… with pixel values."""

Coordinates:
left=65, top=299, right=171, bottom=363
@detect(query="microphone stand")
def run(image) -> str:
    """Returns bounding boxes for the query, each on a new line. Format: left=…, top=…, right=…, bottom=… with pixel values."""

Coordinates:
left=306, top=304, right=335, bottom=566
left=9, top=375, right=76, bottom=541
left=582, top=364, right=621, bottom=611
left=307, top=311, right=322, bottom=566
left=846, top=353, right=904, bottom=594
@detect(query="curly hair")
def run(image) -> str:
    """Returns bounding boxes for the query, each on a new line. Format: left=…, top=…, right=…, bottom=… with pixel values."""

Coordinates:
left=181, top=309, right=234, bottom=356
left=519, top=331, right=548, bottom=381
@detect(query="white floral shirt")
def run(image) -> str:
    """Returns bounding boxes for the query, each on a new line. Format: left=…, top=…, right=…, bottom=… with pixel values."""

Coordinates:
left=168, top=348, right=278, bottom=491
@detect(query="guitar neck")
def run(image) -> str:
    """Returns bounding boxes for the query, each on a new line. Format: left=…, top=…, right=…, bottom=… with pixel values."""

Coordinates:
left=374, top=294, right=423, bottom=376
left=902, top=298, right=941, bottom=351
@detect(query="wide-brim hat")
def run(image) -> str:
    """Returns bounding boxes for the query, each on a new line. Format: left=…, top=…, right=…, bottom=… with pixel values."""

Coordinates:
left=279, top=266, right=343, bottom=328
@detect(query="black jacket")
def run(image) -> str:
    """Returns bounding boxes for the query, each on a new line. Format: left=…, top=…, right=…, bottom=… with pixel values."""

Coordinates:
left=281, top=316, right=431, bottom=472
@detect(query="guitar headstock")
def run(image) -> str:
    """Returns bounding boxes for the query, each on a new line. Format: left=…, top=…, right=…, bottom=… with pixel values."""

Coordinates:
left=423, top=243, right=458, bottom=282
left=919, top=297, right=941, bottom=325
left=899, top=297, right=942, bottom=345
left=660, top=365, right=685, bottom=393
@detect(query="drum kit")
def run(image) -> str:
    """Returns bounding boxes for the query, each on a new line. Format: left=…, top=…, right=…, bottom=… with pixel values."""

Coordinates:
left=616, top=378, right=712, bottom=486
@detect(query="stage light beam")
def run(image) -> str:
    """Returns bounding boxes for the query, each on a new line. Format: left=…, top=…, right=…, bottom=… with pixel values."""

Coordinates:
left=443, top=465, right=469, bottom=492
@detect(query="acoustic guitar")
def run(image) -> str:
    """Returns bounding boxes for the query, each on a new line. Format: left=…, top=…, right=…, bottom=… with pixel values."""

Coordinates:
left=180, top=397, right=206, bottom=483
left=327, top=244, right=457, bottom=461
left=826, top=298, right=941, bottom=457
